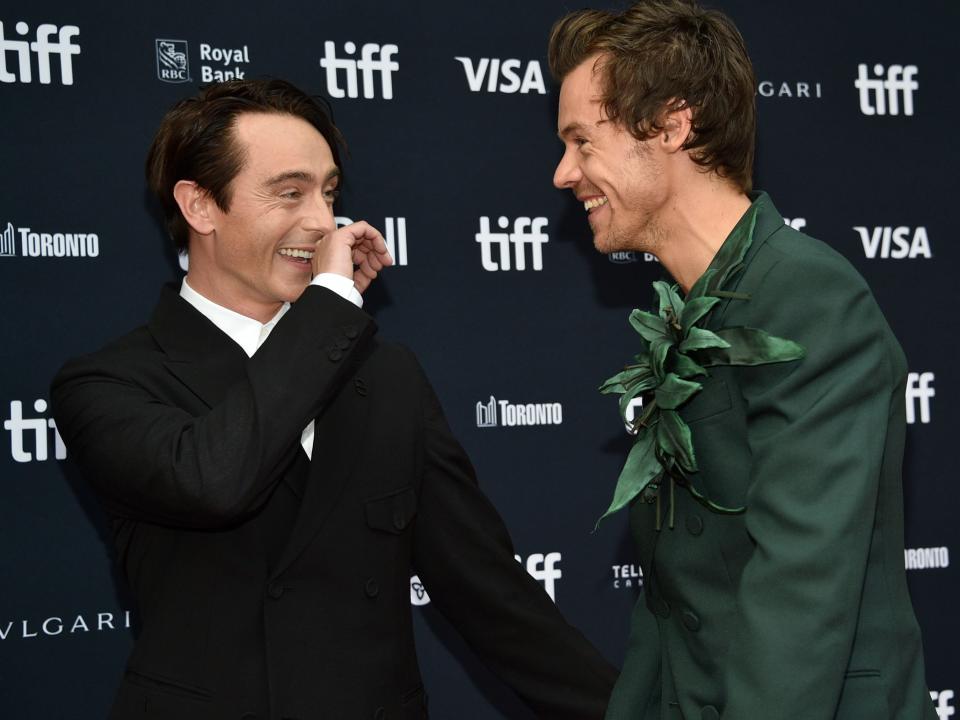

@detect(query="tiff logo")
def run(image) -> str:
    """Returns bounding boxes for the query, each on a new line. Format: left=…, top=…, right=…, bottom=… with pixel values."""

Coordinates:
left=454, top=57, right=546, bottom=94
left=320, top=41, right=398, bottom=99
left=336, top=215, right=408, bottom=265
left=931, top=690, right=955, bottom=720
left=783, top=217, right=807, bottom=231
left=855, top=63, right=918, bottom=116
left=0, top=21, right=80, bottom=85
left=476, top=216, right=548, bottom=271
left=155, top=39, right=190, bottom=83
left=518, top=552, right=562, bottom=601
left=0, top=222, right=15, bottom=256
left=906, top=372, right=934, bottom=425
left=4, top=400, right=66, bottom=462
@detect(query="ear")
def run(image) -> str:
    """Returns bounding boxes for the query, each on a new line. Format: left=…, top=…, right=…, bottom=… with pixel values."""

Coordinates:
left=172, top=180, right=216, bottom=237
left=659, top=102, right=693, bottom=154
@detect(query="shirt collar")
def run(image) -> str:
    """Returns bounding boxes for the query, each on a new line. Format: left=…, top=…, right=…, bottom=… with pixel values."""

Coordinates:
left=179, top=278, right=289, bottom=358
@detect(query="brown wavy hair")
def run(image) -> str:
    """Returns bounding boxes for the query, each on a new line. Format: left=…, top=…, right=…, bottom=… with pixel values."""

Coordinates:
left=146, top=78, right=345, bottom=253
left=548, top=0, right=756, bottom=192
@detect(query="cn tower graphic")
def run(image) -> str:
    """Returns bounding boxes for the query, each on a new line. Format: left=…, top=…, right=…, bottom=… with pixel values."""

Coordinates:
left=0, top=223, right=15, bottom=256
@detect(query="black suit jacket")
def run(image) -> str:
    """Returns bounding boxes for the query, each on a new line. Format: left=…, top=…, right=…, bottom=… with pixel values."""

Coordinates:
left=51, top=285, right=616, bottom=720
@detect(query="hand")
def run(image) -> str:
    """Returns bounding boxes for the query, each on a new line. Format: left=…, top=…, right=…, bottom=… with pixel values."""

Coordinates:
left=311, top=221, right=394, bottom=293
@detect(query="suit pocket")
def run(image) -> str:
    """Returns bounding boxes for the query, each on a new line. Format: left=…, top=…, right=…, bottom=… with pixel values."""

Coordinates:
left=124, top=667, right=213, bottom=702
left=836, top=671, right=889, bottom=719
left=680, top=378, right=732, bottom=424
left=365, top=486, right=418, bottom=534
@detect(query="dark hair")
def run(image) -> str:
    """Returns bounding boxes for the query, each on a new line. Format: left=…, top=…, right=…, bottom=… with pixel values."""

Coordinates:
left=548, top=0, right=756, bottom=192
left=146, top=78, right=346, bottom=252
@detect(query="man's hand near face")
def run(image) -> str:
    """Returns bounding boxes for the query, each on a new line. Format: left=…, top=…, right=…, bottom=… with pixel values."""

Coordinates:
left=312, top=220, right=393, bottom=293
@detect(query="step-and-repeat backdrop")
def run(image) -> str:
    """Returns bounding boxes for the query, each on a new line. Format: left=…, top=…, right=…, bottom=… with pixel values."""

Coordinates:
left=1, top=1, right=955, bottom=717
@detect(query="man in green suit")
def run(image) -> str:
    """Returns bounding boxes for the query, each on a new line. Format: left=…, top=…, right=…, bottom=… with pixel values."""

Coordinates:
left=548, top=1, right=936, bottom=718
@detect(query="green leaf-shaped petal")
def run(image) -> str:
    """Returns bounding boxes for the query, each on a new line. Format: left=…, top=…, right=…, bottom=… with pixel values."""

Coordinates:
left=628, top=309, right=667, bottom=344
left=653, top=281, right=684, bottom=324
left=687, top=268, right=719, bottom=300
left=599, top=362, right=654, bottom=395
left=618, top=376, right=657, bottom=422
left=649, top=336, right=673, bottom=381
left=679, top=326, right=730, bottom=353
left=656, top=409, right=697, bottom=473
left=595, top=430, right=662, bottom=527
left=670, top=352, right=708, bottom=379
left=679, top=295, right=721, bottom=331
left=654, top=373, right=701, bottom=410
left=696, top=327, right=805, bottom=367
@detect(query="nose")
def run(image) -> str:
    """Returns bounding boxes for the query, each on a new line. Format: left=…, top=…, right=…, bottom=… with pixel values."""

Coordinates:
left=303, top=190, right=337, bottom=236
left=553, top=147, right=582, bottom=190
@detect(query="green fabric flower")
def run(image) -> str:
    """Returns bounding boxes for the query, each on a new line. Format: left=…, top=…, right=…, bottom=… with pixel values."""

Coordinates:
left=597, top=202, right=805, bottom=530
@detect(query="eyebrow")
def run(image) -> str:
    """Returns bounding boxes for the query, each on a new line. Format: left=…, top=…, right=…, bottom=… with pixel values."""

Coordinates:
left=557, top=122, right=586, bottom=140
left=263, top=167, right=341, bottom=187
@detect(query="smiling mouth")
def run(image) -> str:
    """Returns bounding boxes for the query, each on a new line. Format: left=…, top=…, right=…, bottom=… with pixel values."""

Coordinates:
left=278, top=248, right=314, bottom=264
left=583, top=196, right=609, bottom=213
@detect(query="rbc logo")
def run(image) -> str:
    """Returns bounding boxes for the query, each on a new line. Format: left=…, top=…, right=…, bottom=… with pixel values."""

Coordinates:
left=454, top=57, right=546, bottom=94
left=0, top=21, right=81, bottom=85
left=906, top=372, right=934, bottom=425
left=476, top=216, right=548, bottom=271
left=320, top=41, right=398, bottom=99
left=155, top=39, right=190, bottom=83
left=4, top=400, right=66, bottom=463
left=855, top=63, right=918, bottom=116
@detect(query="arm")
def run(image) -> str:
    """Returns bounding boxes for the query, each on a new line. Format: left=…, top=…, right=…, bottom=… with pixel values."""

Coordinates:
left=51, top=286, right=374, bottom=528
left=408, top=354, right=617, bottom=719
left=722, top=247, right=897, bottom=717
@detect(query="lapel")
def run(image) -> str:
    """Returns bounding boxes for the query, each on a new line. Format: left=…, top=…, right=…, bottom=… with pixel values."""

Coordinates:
left=704, top=192, right=787, bottom=332
left=148, top=284, right=249, bottom=408
left=270, top=373, right=370, bottom=579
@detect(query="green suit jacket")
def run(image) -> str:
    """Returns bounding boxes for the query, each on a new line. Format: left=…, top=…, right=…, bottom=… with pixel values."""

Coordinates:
left=605, top=194, right=935, bottom=720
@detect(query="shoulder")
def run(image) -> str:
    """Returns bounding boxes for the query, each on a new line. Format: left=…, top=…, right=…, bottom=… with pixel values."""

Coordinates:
left=52, top=324, right=164, bottom=392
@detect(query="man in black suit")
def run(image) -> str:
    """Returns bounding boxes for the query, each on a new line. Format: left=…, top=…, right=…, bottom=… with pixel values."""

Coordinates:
left=52, top=79, right=616, bottom=720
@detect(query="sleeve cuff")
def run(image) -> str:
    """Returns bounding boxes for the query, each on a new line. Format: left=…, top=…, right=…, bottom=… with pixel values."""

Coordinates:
left=311, top=273, right=363, bottom=308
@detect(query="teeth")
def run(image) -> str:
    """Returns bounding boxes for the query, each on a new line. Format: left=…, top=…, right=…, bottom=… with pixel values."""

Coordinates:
left=279, top=248, right=314, bottom=259
left=583, top=196, right=609, bottom=211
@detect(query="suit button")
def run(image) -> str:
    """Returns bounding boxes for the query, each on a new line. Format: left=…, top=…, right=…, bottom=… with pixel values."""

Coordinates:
left=267, top=583, right=284, bottom=600
left=653, top=597, right=670, bottom=618
left=685, top=514, right=704, bottom=536
left=364, top=578, right=380, bottom=598
left=374, top=707, right=386, bottom=719
left=328, top=348, right=343, bottom=362
left=393, top=510, right=408, bottom=530
left=682, top=610, right=701, bottom=632
left=336, top=337, right=350, bottom=349
left=345, top=325, right=360, bottom=339
left=701, top=705, right=720, bottom=720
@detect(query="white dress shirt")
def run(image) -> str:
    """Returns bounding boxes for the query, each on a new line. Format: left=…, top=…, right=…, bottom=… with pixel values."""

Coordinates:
left=179, top=273, right=363, bottom=459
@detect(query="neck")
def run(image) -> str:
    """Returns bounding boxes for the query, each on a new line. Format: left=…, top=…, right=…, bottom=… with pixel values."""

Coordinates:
left=653, top=177, right=752, bottom=293
left=185, top=267, right=282, bottom=324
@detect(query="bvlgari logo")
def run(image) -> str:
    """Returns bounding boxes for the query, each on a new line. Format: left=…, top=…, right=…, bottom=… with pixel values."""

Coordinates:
left=1, top=609, right=132, bottom=640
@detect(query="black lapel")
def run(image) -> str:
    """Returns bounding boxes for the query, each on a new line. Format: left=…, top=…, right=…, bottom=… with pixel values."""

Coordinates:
left=147, top=284, right=249, bottom=408
left=270, top=372, right=371, bottom=579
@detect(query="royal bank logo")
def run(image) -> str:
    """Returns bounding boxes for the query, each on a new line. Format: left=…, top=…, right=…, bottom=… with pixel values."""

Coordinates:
left=454, top=57, right=546, bottom=94
left=155, top=38, right=190, bottom=83
left=906, top=372, right=934, bottom=425
left=1, top=609, right=131, bottom=641
left=476, top=216, right=548, bottom=271
left=608, top=251, right=659, bottom=264
left=0, top=21, right=80, bottom=85
left=410, top=553, right=562, bottom=606
left=855, top=63, right=918, bottom=116
left=905, top=546, right=950, bottom=571
left=476, top=396, right=563, bottom=428
left=612, top=563, right=644, bottom=589
left=931, top=690, right=955, bottom=720
left=336, top=215, right=408, bottom=265
left=4, top=399, right=66, bottom=463
left=0, top=221, right=100, bottom=259
left=854, top=226, right=932, bottom=259
left=320, top=41, right=398, bottom=99
left=758, top=80, right=822, bottom=99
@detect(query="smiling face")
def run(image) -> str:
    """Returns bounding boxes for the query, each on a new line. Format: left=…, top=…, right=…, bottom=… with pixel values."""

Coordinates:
left=187, top=112, right=341, bottom=321
left=554, top=55, right=669, bottom=255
